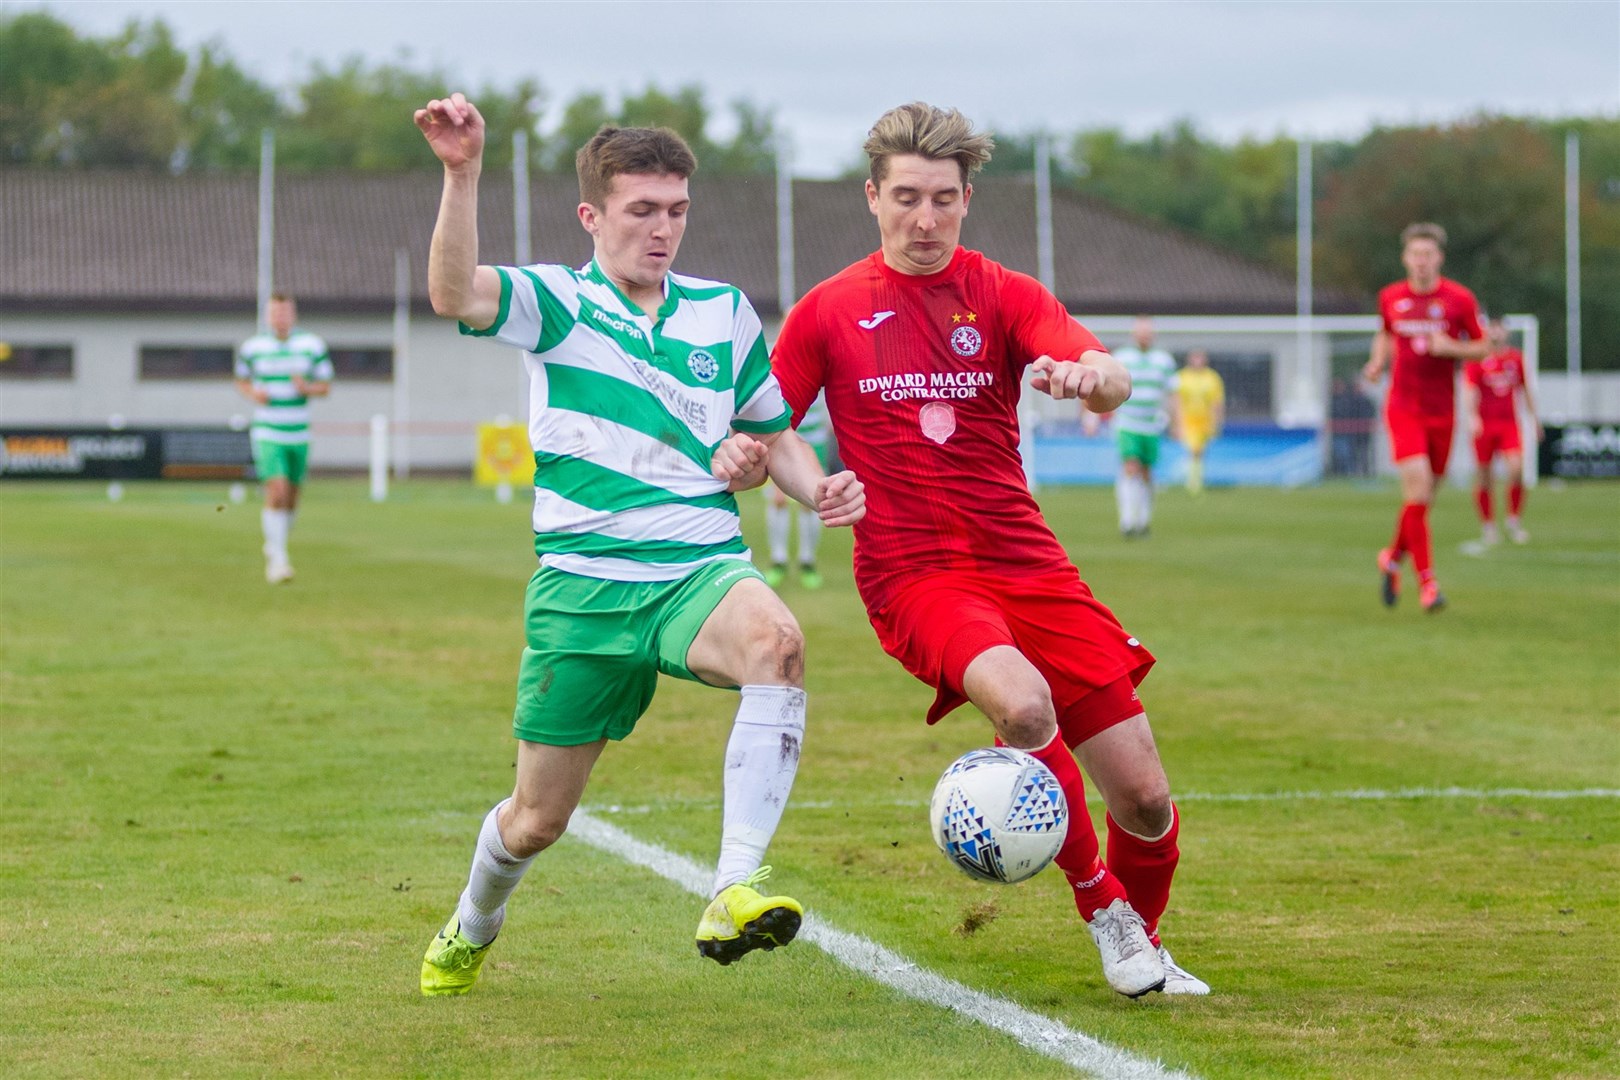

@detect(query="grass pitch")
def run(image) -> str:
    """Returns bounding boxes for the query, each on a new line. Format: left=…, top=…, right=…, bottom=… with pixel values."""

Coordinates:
left=2, top=478, right=1616, bottom=1078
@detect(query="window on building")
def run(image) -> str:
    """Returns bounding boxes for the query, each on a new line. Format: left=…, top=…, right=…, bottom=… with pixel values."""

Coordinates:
left=329, top=347, right=393, bottom=381
left=139, top=345, right=236, bottom=380
left=0, top=344, right=74, bottom=379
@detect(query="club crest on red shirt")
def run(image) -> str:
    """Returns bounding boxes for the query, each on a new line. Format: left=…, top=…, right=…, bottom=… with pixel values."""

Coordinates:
left=919, top=401, right=957, bottom=444
left=950, top=325, right=982, bottom=358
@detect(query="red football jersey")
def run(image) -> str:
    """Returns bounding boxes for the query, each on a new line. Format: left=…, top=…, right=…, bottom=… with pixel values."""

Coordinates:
left=1464, top=348, right=1526, bottom=425
left=772, top=247, right=1104, bottom=616
left=1378, top=276, right=1484, bottom=419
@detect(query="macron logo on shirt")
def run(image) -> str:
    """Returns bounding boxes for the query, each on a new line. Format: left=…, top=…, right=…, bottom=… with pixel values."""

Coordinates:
left=858, top=311, right=896, bottom=330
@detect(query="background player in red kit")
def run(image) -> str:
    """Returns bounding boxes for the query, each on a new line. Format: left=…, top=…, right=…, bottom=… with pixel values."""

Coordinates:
left=718, top=102, right=1206, bottom=999
left=1362, top=223, right=1492, bottom=612
left=1463, top=318, right=1543, bottom=546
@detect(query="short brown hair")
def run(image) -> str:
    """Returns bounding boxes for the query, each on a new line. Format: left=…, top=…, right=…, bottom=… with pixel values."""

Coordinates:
left=864, top=102, right=994, bottom=189
left=575, top=125, right=697, bottom=207
left=1401, top=222, right=1447, bottom=249
left=269, top=291, right=294, bottom=304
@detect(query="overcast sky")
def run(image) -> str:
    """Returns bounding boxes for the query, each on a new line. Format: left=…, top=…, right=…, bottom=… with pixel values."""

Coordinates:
left=18, top=0, right=1620, bottom=175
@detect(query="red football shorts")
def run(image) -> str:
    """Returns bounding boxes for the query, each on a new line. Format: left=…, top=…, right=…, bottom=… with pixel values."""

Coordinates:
left=869, top=566, right=1155, bottom=744
left=1473, top=421, right=1522, bottom=466
left=1387, top=407, right=1454, bottom=474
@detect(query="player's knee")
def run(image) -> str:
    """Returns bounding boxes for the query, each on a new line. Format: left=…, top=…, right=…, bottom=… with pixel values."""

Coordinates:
left=504, top=808, right=570, bottom=858
left=747, top=612, right=805, bottom=686
left=994, top=692, right=1058, bottom=749
left=1115, top=779, right=1173, bottom=834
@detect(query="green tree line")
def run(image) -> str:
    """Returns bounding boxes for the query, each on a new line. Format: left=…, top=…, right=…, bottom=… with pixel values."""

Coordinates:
left=3, top=11, right=1613, bottom=369
left=0, top=12, right=777, bottom=174
left=983, top=119, right=1618, bottom=372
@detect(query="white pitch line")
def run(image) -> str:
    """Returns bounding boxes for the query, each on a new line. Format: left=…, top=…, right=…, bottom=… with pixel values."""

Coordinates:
left=567, top=809, right=1196, bottom=1080
left=1173, top=786, right=1620, bottom=803
left=590, top=785, right=1620, bottom=815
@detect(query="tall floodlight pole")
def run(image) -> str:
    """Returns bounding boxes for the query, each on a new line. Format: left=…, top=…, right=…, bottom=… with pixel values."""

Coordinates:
left=393, top=248, right=412, bottom=480
left=256, top=128, right=275, bottom=330
left=1296, top=138, right=1317, bottom=435
left=1019, top=133, right=1057, bottom=493
left=1565, top=130, right=1581, bottom=410
left=776, top=139, right=795, bottom=313
left=513, top=128, right=532, bottom=266
left=1035, top=132, right=1055, bottom=293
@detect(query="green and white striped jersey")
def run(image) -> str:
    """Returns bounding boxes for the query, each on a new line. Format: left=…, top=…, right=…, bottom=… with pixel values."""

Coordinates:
left=234, top=330, right=333, bottom=445
left=1112, top=345, right=1177, bottom=436
left=462, top=259, right=790, bottom=582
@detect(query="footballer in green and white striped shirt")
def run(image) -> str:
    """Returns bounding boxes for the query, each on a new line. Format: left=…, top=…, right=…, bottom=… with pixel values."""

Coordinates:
left=412, top=93, right=865, bottom=996
left=234, top=292, right=331, bottom=583
left=1110, top=317, right=1178, bottom=538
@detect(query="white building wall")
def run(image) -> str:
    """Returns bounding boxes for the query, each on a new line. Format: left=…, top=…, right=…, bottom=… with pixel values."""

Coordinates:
left=0, top=311, right=533, bottom=470
left=4, top=310, right=1616, bottom=474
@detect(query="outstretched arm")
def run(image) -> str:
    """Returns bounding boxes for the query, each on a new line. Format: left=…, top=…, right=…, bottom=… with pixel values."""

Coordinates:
left=1428, top=332, right=1492, bottom=362
left=1031, top=349, right=1130, bottom=413
left=235, top=378, right=268, bottom=405
left=415, top=93, right=504, bottom=329
left=1520, top=376, right=1545, bottom=442
left=1462, top=378, right=1483, bottom=439
left=712, top=430, right=865, bottom=527
left=1363, top=330, right=1389, bottom=384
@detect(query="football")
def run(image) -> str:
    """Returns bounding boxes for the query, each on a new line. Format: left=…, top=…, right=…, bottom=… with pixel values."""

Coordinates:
left=929, top=747, right=1069, bottom=884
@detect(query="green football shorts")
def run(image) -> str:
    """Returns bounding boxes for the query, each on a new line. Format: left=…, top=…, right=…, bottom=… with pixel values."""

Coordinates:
left=252, top=438, right=310, bottom=484
left=512, top=558, right=765, bottom=746
left=1117, top=430, right=1161, bottom=468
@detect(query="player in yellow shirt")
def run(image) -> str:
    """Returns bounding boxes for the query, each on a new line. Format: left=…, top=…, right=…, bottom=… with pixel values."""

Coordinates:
left=1173, top=349, right=1224, bottom=495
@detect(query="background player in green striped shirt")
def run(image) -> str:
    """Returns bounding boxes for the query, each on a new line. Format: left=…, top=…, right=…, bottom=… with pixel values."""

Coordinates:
left=1110, top=317, right=1178, bottom=538
left=233, top=292, right=332, bottom=583
left=413, top=92, right=864, bottom=996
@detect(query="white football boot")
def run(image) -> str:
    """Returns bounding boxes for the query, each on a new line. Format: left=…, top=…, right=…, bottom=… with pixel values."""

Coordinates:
left=1087, top=898, right=1165, bottom=998
left=1156, top=945, right=1211, bottom=995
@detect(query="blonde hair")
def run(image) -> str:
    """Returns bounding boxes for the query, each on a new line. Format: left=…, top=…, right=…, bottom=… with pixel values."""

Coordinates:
left=864, top=102, right=994, bottom=189
left=575, top=125, right=697, bottom=208
left=1401, top=222, right=1447, bottom=249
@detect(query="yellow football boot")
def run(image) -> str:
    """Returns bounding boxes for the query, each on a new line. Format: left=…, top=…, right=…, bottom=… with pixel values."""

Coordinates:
left=420, top=914, right=495, bottom=996
left=695, top=865, right=803, bottom=966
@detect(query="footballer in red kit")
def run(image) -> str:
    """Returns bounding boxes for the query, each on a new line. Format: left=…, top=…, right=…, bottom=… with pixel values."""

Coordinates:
left=721, top=102, right=1207, bottom=999
left=1363, top=222, right=1491, bottom=612
left=1463, top=318, right=1542, bottom=545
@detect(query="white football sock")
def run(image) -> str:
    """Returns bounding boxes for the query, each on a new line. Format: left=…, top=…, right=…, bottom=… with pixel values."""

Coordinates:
left=261, top=508, right=290, bottom=559
left=797, top=508, right=821, bottom=567
left=712, top=685, right=806, bottom=896
left=1137, top=475, right=1155, bottom=527
left=765, top=501, right=790, bottom=565
left=456, top=800, right=535, bottom=946
left=1115, top=475, right=1130, bottom=530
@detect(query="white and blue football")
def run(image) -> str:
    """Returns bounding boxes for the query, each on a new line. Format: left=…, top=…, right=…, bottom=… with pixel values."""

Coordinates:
left=929, top=747, right=1068, bottom=884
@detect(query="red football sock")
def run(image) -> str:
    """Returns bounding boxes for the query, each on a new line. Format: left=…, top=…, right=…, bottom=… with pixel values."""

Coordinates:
left=1388, top=507, right=1407, bottom=557
left=1401, top=502, right=1434, bottom=584
left=1475, top=487, right=1493, bottom=523
left=1001, top=731, right=1129, bottom=920
left=1509, top=483, right=1524, bottom=517
left=1106, top=805, right=1180, bottom=945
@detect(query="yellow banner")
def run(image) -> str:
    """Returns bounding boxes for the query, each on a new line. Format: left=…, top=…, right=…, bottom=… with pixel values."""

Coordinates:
left=474, top=423, right=534, bottom=487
